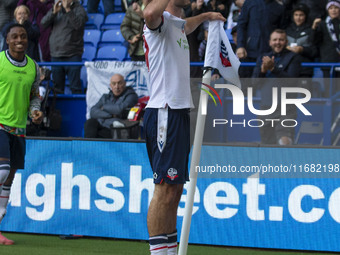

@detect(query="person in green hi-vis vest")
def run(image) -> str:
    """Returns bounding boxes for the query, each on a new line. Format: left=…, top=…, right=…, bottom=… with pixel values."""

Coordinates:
left=0, top=23, right=43, bottom=245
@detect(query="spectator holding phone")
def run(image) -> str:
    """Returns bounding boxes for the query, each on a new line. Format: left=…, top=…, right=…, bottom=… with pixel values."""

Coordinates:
left=41, top=0, right=88, bottom=94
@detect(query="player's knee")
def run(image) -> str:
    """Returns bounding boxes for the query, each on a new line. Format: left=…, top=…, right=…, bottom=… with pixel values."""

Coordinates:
left=154, top=183, right=183, bottom=205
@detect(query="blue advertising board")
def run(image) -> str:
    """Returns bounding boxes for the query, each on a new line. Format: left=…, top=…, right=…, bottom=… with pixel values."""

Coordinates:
left=2, top=139, right=340, bottom=252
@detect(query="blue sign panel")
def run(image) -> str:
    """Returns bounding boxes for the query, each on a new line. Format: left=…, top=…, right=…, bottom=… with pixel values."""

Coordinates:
left=2, top=140, right=340, bottom=252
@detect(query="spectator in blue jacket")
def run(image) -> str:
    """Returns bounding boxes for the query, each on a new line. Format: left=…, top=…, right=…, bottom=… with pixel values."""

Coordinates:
left=84, top=74, right=138, bottom=138
left=252, top=29, right=301, bottom=145
left=236, top=0, right=286, bottom=78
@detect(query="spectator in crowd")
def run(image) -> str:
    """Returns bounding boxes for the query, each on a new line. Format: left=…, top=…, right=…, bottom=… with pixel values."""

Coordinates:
left=84, top=74, right=138, bottom=138
left=236, top=0, right=286, bottom=78
left=283, top=0, right=328, bottom=25
left=0, top=23, right=43, bottom=245
left=17, top=0, right=54, bottom=61
left=87, top=0, right=114, bottom=16
left=226, top=2, right=239, bottom=30
left=313, top=0, right=340, bottom=96
left=286, top=3, right=317, bottom=80
left=189, top=0, right=231, bottom=19
left=41, top=0, right=88, bottom=94
left=120, top=0, right=148, bottom=61
left=205, top=0, right=232, bottom=20
left=266, top=0, right=288, bottom=30
left=2, top=5, right=41, bottom=61
left=184, top=0, right=205, bottom=78
left=198, top=23, right=208, bottom=61
left=230, top=24, right=237, bottom=52
left=252, top=29, right=301, bottom=145
left=0, top=0, right=19, bottom=49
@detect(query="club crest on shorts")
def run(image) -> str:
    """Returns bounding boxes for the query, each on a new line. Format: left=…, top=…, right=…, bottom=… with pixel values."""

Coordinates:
left=153, top=172, right=158, bottom=180
left=167, top=168, right=178, bottom=181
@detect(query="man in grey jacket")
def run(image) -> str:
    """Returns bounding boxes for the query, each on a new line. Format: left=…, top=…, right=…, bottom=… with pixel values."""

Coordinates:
left=84, top=74, right=138, bottom=138
left=41, top=0, right=88, bottom=94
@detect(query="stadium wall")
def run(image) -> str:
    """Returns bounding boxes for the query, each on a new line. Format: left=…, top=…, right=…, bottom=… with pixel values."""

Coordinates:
left=2, top=139, right=340, bottom=252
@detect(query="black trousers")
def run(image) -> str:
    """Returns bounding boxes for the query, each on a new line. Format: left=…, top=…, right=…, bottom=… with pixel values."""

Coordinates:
left=84, top=119, right=111, bottom=138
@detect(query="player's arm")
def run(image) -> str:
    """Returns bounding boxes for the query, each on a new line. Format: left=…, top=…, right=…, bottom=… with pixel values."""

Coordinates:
left=184, top=11, right=226, bottom=35
left=143, top=0, right=170, bottom=29
left=29, top=63, right=43, bottom=124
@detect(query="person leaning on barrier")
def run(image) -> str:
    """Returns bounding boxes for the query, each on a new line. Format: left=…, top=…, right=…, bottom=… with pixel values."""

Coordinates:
left=252, top=29, right=301, bottom=146
left=84, top=74, right=138, bottom=139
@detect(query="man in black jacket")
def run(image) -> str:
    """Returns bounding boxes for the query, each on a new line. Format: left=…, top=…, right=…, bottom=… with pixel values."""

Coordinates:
left=84, top=74, right=138, bottom=138
left=252, top=29, right=301, bottom=145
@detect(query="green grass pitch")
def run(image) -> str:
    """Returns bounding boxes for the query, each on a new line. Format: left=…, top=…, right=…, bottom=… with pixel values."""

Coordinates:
left=0, top=233, right=335, bottom=255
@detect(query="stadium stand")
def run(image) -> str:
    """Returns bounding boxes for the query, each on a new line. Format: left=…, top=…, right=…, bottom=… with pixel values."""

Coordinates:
left=82, top=45, right=97, bottom=61
left=114, top=0, right=124, bottom=12
left=101, top=12, right=125, bottom=30
left=84, top=29, right=102, bottom=48
left=85, top=13, right=104, bottom=30
left=99, top=29, right=125, bottom=47
left=295, top=121, right=324, bottom=145
left=95, top=45, right=127, bottom=60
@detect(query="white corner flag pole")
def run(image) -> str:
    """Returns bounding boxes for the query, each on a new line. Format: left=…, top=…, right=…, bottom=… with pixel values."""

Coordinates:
left=178, top=69, right=212, bottom=255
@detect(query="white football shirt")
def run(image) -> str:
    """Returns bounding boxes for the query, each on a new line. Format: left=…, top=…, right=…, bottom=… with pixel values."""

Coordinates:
left=143, top=11, right=194, bottom=109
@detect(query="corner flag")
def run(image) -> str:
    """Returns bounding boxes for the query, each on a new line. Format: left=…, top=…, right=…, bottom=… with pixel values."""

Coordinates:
left=204, top=21, right=241, bottom=88
left=179, top=21, right=241, bottom=255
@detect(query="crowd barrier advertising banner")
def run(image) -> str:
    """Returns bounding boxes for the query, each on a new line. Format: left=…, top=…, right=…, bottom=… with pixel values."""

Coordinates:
left=2, top=139, right=340, bottom=252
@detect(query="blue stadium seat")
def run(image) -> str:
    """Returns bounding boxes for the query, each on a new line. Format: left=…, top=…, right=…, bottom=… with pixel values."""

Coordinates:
left=114, top=0, right=123, bottom=12
left=84, top=29, right=101, bottom=48
left=98, top=29, right=125, bottom=47
left=81, top=66, right=88, bottom=90
left=82, top=0, right=88, bottom=7
left=85, top=13, right=104, bottom=30
left=100, top=13, right=125, bottom=30
left=82, top=45, right=97, bottom=61
left=95, top=45, right=127, bottom=61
